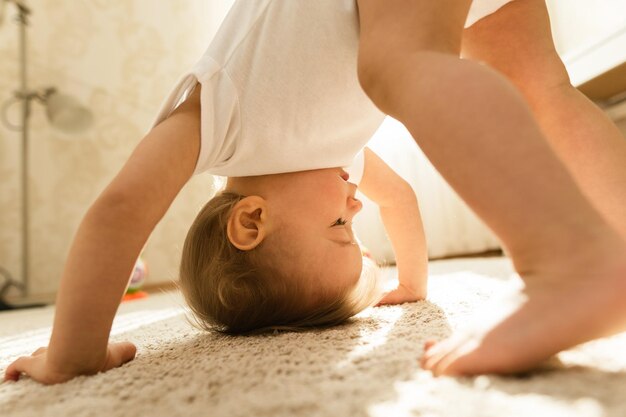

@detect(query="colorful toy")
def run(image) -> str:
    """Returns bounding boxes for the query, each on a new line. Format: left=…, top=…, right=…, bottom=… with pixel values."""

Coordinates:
left=355, top=235, right=375, bottom=262
left=360, top=245, right=375, bottom=262
left=122, top=256, right=149, bottom=302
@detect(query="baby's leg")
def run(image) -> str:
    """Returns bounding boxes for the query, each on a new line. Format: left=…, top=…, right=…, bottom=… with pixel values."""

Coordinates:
left=357, top=0, right=626, bottom=375
left=463, top=0, right=626, bottom=239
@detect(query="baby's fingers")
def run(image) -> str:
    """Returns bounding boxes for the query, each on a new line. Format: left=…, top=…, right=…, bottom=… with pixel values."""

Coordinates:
left=102, top=342, right=137, bottom=371
left=375, top=291, right=391, bottom=306
left=4, top=356, right=32, bottom=382
left=376, top=290, right=407, bottom=306
left=376, top=287, right=419, bottom=306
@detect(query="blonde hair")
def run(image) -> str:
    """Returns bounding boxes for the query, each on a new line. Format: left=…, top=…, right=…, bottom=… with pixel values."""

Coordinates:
left=178, top=190, right=383, bottom=334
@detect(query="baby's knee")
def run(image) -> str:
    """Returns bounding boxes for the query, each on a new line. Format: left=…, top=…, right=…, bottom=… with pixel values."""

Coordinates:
left=357, top=45, right=462, bottom=115
left=356, top=45, right=389, bottom=106
left=357, top=45, right=423, bottom=112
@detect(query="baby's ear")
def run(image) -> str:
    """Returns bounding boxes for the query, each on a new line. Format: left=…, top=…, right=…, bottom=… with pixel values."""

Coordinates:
left=226, top=196, right=268, bottom=251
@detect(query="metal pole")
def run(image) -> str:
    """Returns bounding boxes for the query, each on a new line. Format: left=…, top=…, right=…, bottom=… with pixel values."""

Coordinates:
left=0, top=2, right=48, bottom=308
left=17, top=3, right=30, bottom=297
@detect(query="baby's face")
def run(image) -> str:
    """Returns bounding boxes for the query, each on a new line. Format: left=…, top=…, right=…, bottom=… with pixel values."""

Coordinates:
left=267, top=167, right=364, bottom=295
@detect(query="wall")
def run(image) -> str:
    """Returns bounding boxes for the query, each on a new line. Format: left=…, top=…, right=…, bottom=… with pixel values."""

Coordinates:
left=1, top=1, right=624, bottom=301
left=0, top=0, right=233, bottom=300
left=547, top=0, right=626, bottom=130
left=547, top=0, right=626, bottom=96
left=546, top=0, right=626, bottom=57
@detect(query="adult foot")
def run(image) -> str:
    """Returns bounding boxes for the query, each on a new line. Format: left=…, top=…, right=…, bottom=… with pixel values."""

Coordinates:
left=421, top=246, right=626, bottom=376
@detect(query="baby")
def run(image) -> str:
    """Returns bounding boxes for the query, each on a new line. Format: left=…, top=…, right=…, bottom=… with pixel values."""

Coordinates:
left=4, top=0, right=427, bottom=384
left=142, top=0, right=429, bottom=334
left=179, top=141, right=428, bottom=335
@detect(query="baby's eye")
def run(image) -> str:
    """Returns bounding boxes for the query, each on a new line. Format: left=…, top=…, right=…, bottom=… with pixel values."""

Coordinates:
left=332, top=218, right=348, bottom=227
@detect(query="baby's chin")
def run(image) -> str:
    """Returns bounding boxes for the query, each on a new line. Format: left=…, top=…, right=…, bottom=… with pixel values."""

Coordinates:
left=320, top=271, right=365, bottom=304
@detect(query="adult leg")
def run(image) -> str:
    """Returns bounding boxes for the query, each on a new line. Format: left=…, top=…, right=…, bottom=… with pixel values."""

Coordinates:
left=357, top=0, right=626, bottom=375
left=463, top=0, right=626, bottom=238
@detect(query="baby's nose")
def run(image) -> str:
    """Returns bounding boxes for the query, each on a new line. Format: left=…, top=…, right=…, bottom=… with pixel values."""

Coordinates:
left=348, top=196, right=363, bottom=213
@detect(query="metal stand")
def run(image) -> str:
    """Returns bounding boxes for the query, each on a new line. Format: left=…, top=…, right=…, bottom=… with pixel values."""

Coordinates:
left=0, top=267, right=44, bottom=310
left=0, top=1, right=46, bottom=311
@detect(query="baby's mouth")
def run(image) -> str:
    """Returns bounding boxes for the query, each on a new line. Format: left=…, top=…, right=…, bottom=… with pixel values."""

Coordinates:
left=340, top=170, right=350, bottom=181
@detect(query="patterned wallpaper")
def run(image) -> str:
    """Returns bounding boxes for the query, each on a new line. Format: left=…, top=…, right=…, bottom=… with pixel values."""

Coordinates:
left=0, top=0, right=233, bottom=299
left=0, top=1, right=624, bottom=301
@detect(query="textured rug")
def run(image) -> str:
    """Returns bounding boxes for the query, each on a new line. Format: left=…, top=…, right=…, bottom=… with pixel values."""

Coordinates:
left=1, top=257, right=625, bottom=417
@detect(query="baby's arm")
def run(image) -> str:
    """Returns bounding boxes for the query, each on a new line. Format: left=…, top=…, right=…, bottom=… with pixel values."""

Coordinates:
left=4, top=87, right=202, bottom=384
left=358, top=147, right=428, bottom=304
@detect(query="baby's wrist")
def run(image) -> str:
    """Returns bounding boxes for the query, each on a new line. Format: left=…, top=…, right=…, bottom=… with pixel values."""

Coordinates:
left=398, top=279, right=427, bottom=298
left=47, top=345, right=106, bottom=376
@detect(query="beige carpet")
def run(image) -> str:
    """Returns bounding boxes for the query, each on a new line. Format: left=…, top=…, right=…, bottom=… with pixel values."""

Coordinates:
left=1, top=257, right=626, bottom=417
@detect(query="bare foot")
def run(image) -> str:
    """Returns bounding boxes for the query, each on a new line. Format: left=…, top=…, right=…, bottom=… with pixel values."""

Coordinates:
left=421, top=246, right=626, bottom=376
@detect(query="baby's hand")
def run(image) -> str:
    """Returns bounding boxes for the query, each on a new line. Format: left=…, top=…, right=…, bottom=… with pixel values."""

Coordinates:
left=3, top=342, right=136, bottom=385
left=376, top=283, right=425, bottom=306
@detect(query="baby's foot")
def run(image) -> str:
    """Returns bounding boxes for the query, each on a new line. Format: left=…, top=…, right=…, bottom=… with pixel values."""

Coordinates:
left=421, top=248, right=626, bottom=376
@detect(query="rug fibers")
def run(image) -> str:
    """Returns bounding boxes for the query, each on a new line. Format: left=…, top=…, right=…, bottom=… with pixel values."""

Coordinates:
left=1, top=257, right=625, bottom=417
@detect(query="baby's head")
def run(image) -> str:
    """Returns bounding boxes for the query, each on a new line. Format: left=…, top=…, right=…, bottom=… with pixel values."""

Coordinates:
left=179, top=167, right=382, bottom=334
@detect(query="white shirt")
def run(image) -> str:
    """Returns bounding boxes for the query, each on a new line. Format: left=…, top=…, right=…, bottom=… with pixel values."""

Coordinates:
left=153, top=0, right=384, bottom=178
left=467, top=0, right=515, bottom=27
